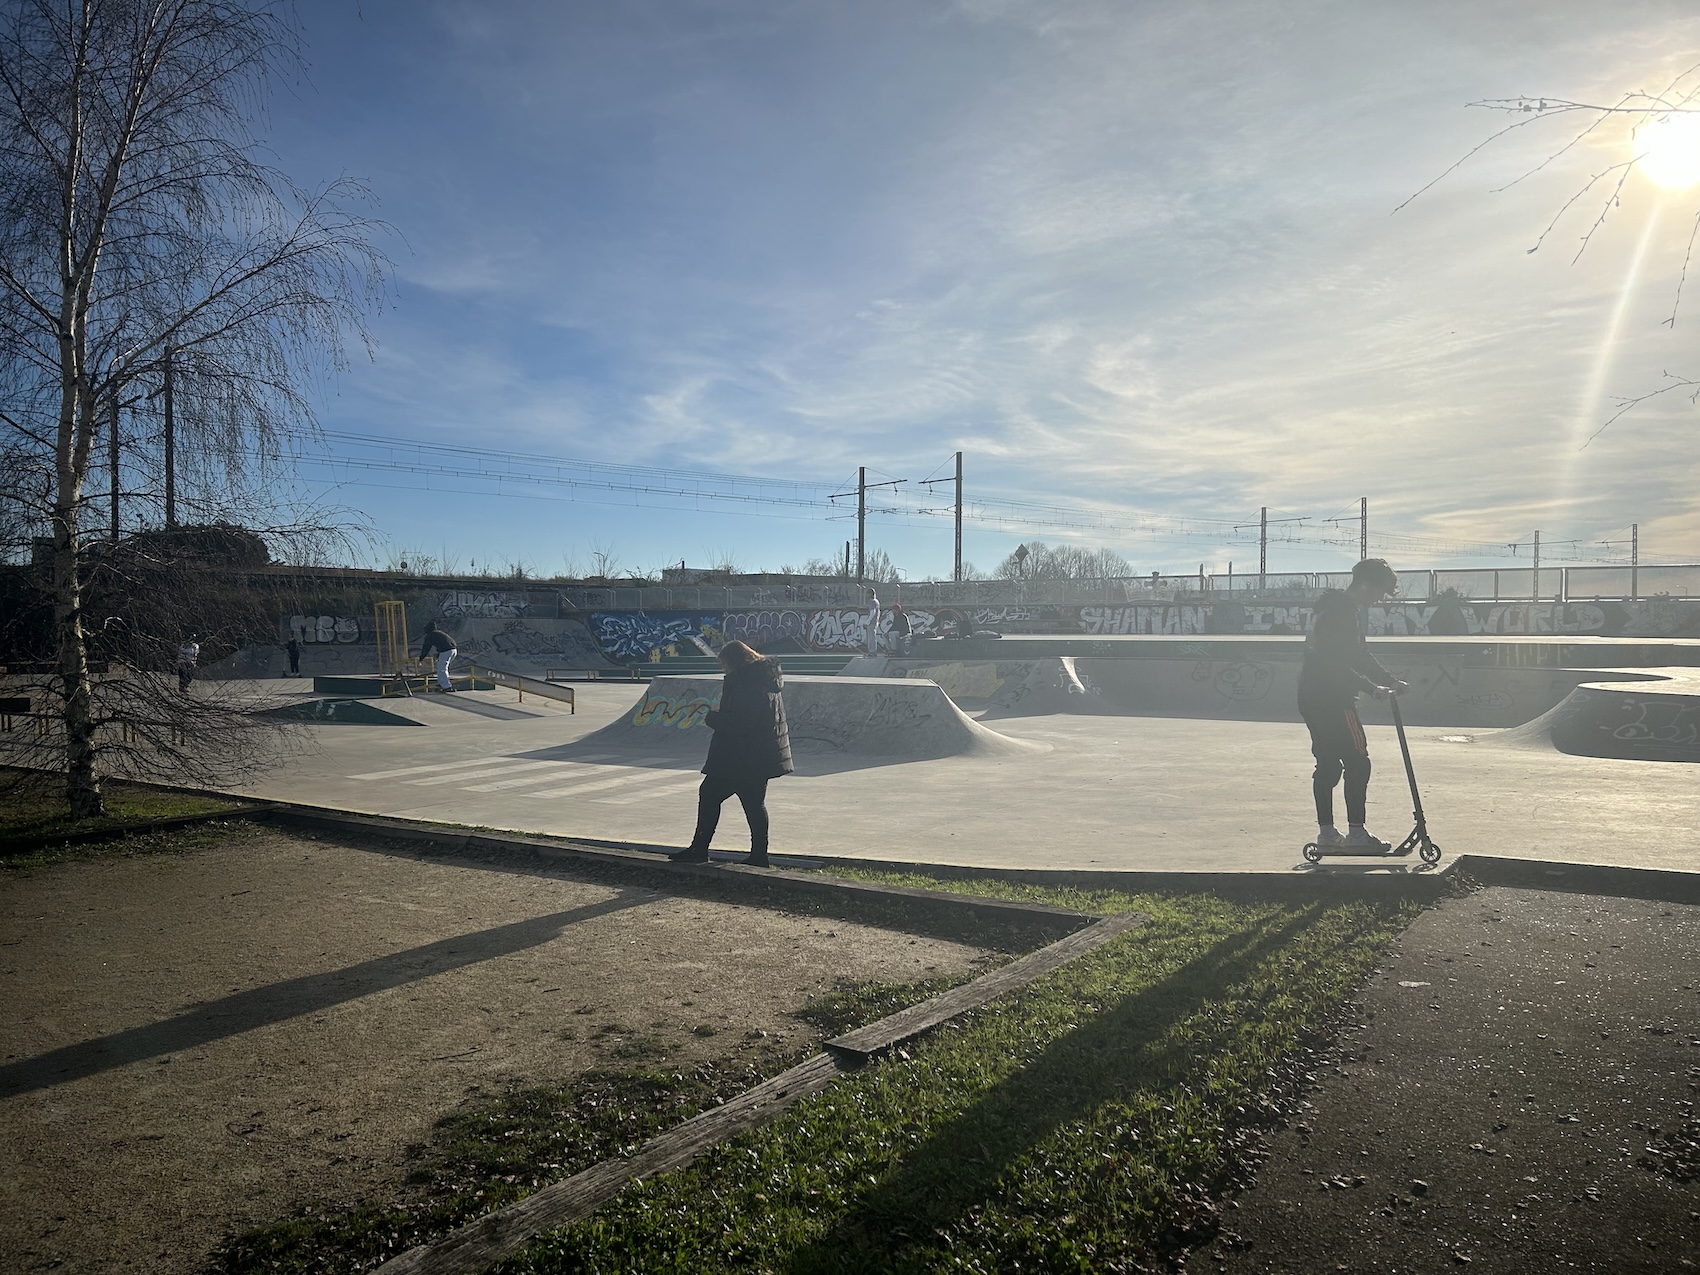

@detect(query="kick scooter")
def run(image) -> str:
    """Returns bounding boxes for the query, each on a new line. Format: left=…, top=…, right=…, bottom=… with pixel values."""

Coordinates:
left=1303, top=691, right=1442, bottom=865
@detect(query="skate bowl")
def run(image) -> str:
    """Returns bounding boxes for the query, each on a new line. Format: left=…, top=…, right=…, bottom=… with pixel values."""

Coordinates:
left=838, top=656, right=1120, bottom=719
left=1475, top=667, right=1700, bottom=763
left=557, top=675, right=1045, bottom=766
left=847, top=647, right=1686, bottom=730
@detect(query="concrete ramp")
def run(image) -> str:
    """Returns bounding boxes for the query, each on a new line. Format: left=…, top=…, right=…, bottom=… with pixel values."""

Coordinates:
left=563, top=675, right=1044, bottom=764
left=1477, top=668, right=1700, bottom=763
left=884, top=656, right=1117, bottom=718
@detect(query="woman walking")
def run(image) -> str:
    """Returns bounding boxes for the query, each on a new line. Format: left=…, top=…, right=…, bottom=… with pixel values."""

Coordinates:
left=672, top=640, right=792, bottom=867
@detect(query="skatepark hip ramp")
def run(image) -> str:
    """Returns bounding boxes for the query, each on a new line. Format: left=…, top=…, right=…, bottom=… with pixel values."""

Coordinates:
left=1476, top=667, right=1700, bottom=763
left=563, top=675, right=1045, bottom=764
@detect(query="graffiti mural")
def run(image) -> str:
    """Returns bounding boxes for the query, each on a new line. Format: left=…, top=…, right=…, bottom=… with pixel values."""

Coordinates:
left=590, top=612, right=722, bottom=662
left=1610, top=698, right=1699, bottom=746
left=289, top=615, right=361, bottom=644
left=1364, top=602, right=1608, bottom=636
left=1079, top=605, right=1212, bottom=635
left=632, top=686, right=718, bottom=730
left=808, top=608, right=876, bottom=651
left=721, top=609, right=809, bottom=649
left=440, top=590, right=529, bottom=618
left=570, top=597, right=1700, bottom=662
left=485, top=620, right=557, bottom=658
left=902, top=661, right=1007, bottom=701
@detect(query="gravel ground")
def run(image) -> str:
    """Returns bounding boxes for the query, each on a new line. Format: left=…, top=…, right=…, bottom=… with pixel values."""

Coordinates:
left=0, top=827, right=992, bottom=1275
left=1208, top=885, right=1700, bottom=1274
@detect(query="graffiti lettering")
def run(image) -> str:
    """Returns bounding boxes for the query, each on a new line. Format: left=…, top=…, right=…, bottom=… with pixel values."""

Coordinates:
left=632, top=687, right=718, bottom=730
left=289, top=614, right=361, bottom=644
left=1079, top=605, right=1210, bottom=635
left=808, top=609, right=875, bottom=651
left=440, top=590, right=529, bottom=618
left=903, top=662, right=1006, bottom=700
left=1610, top=699, right=1699, bottom=745
left=590, top=612, right=720, bottom=662
left=721, top=609, right=808, bottom=649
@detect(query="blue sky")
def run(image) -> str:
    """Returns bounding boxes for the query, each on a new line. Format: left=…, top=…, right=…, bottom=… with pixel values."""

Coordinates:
left=265, top=0, right=1700, bottom=579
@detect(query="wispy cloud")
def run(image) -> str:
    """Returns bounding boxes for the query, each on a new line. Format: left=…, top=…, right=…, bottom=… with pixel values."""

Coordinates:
left=276, top=0, right=1700, bottom=572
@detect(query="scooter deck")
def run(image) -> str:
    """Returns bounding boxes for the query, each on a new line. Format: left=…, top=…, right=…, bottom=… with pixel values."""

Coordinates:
left=1303, top=843, right=1414, bottom=858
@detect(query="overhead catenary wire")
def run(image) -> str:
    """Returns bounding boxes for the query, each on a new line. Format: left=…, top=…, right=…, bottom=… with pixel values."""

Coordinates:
left=233, top=429, right=1664, bottom=566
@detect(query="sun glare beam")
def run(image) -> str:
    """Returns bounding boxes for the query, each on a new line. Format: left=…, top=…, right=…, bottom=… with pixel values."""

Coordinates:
left=1638, top=111, right=1700, bottom=188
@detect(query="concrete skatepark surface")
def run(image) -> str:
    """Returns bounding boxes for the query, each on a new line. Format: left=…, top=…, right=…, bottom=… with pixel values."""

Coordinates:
left=231, top=681, right=1700, bottom=878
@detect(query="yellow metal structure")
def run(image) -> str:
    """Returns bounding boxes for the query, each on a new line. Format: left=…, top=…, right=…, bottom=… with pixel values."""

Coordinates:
left=374, top=600, right=410, bottom=678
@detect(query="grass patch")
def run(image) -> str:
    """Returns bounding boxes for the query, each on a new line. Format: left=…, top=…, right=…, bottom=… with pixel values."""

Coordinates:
left=220, top=881, right=1422, bottom=1274
left=0, top=767, right=243, bottom=852
left=216, top=977, right=957, bottom=1274
left=496, top=885, right=1419, bottom=1273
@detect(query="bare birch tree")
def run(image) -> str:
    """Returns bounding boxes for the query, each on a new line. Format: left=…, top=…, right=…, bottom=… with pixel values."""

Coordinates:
left=0, top=0, right=384, bottom=816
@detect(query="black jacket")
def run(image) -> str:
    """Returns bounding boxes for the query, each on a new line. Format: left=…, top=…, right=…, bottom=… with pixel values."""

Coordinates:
left=420, top=627, right=456, bottom=657
left=1298, top=589, right=1394, bottom=708
left=702, top=658, right=794, bottom=781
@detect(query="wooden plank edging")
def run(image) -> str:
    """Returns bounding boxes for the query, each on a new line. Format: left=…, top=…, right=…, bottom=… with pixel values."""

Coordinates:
left=375, top=911, right=1146, bottom=1275
left=826, top=910, right=1146, bottom=1061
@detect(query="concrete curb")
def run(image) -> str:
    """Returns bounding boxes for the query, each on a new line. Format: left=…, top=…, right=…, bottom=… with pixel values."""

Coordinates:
left=1449, top=853, right=1700, bottom=906
left=256, top=804, right=1101, bottom=931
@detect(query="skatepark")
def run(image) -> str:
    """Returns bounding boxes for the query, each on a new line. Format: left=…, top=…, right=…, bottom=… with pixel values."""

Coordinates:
left=222, top=630, right=1700, bottom=880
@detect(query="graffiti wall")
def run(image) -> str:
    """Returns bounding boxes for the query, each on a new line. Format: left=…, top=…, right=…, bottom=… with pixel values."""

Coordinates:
left=589, top=612, right=724, bottom=662
left=288, top=614, right=362, bottom=644
left=570, top=598, right=1700, bottom=662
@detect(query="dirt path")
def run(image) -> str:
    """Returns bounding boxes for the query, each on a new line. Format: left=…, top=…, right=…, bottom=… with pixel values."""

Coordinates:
left=1209, top=886, right=1700, bottom=1273
left=0, top=828, right=991, bottom=1274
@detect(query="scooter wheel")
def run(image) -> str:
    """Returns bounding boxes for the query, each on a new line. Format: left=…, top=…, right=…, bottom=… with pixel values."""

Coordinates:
left=1302, top=842, right=1322, bottom=863
left=1420, top=841, right=1442, bottom=864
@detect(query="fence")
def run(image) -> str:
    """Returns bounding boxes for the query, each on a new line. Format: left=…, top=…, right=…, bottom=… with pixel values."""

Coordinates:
left=557, top=564, right=1700, bottom=612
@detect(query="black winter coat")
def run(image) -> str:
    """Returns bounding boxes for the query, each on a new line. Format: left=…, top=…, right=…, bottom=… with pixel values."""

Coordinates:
left=702, top=658, right=794, bottom=781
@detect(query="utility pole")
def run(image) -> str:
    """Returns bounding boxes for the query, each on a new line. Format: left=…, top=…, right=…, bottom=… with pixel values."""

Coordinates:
left=162, top=343, right=176, bottom=528
left=1359, top=496, right=1367, bottom=561
left=109, top=396, right=120, bottom=543
left=954, top=450, right=963, bottom=583
left=1259, top=506, right=1268, bottom=589
left=1631, top=523, right=1639, bottom=601
left=1531, top=530, right=1540, bottom=602
left=829, top=466, right=903, bottom=585
left=856, top=466, right=866, bottom=582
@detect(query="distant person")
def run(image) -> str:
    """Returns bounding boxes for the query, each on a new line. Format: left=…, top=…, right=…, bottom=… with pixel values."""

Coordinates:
left=285, top=636, right=301, bottom=678
left=1299, top=558, right=1406, bottom=851
left=673, top=640, right=792, bottom=867
left=889, top=601, right=912, bottom=655
left=420, top=622, right=458, bottom=692
left=176, top=634, right=200, bottom=693
left=865, top=589, right=881, bottom=654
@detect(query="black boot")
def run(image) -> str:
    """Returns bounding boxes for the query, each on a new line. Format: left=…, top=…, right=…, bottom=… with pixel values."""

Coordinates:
left=746, top=850, right=770, bottom=868
left=671, top=845, right=710, bottom=864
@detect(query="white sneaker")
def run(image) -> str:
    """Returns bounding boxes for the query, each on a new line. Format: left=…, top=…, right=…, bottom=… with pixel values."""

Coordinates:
left=1314, top=827, right=1345, bottom=847
left=1343, top=827, right=1392, bottom=853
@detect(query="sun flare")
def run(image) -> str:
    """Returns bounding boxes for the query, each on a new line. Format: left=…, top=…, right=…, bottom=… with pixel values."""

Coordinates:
left=1638, top=111, right=1700, bottom=188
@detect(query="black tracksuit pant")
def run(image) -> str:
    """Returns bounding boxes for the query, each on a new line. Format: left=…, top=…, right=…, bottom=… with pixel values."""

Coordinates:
left=688, top=774, right=770, bottom=854
left=1299, top=697, right=1370, bottom=826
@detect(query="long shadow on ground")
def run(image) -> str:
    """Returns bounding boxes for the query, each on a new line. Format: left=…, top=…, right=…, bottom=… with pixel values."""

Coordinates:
left=784, top=904, right=1325, bottom=1272
left=0, top=891, right=646, bottom=1098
